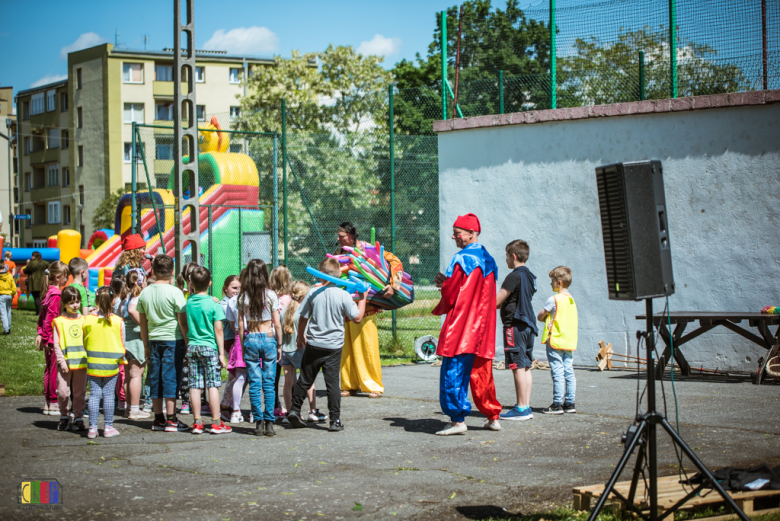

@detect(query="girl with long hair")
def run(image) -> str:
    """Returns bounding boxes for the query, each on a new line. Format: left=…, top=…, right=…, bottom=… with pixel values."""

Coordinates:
left=280, top=280, right=325, bottom=422
left=219, top=275, right=249, bottom=424
left=120, top=269, right=151, bottom=419
left=269, top=265, right=292, bottom=418
left=83, top=286, right=127, bottom=438
left=36, top=261, right=69, bottom=416
left=176, top=262, right=199, bottom=414
left=237, top=259, right=282, bottom=436
left=110, top=275, right=127, bottom=412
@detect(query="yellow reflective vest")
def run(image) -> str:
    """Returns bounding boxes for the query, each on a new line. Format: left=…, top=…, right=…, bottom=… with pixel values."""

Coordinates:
left=541, top=292, right=578, bottom=351
left=53, top=316, right=87, bottom=370
left=83, top=314, right=126, bottom=377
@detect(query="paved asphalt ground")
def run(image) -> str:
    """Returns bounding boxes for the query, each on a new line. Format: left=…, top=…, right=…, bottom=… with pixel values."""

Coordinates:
left=1, top=364, right=778, bottom=520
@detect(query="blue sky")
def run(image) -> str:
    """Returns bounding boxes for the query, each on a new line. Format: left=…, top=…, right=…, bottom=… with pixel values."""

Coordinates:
left=0, top=0, right=464, bottom=99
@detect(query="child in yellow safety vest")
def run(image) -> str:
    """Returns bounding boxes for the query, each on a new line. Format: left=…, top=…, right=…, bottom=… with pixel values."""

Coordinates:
left=84, top=286, right=127, bottom=439
left=537, top=266, right=578, bottom=415
left=52, top=286, right=87, bottom=432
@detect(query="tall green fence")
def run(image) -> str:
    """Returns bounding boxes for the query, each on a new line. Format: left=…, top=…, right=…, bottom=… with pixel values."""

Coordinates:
left=438, top=0, right=779, bottom=119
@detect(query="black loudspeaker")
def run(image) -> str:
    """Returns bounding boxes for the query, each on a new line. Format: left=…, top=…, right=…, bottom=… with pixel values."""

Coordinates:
left=595, top=160, right=675, bottom=301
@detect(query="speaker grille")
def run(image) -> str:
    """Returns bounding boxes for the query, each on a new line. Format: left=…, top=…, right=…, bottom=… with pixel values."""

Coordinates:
left=596, top=166, right=634, bottom=299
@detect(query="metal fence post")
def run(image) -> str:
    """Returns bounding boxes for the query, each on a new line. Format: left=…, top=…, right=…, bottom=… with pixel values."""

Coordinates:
left=389, top=84, right=397, bottom=342
left=550, top=0, right=557, bottom=109
left=639, top=51, right=646, bottom=101
left=282, top=99, right=288, bottom=266
left=238, top=206, right=243, bottom=271
left=208, top=205, right=213, bottom=296
left=762, top=0, right=768, bottom=90
left=499, top=70, right=504, bottom=114
left=441, top=10, right=448, bottom=121
left=669, top=0, right=677, bottom=98
left=272, top=133, right=279, bottom=268
left=131, top=122, right=137, bottom=234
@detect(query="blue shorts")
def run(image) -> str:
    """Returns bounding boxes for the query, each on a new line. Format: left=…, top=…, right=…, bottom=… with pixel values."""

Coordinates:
left=503, top=323, right=536, bottom=370
left=148, top=340, right=185, bottom=399
left=280, top=349, right=303, bottom=369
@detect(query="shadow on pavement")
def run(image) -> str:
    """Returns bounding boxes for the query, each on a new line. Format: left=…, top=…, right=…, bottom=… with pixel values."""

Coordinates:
left=383, top=417, right=446, bottom=434
left=456, top=505, right=523, bottom=519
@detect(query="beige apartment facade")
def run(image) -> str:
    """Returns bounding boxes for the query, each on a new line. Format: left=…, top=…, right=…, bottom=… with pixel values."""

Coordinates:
left=16, top=80, right=72, bottom=247
left=66, top=44, right=273, bottom=244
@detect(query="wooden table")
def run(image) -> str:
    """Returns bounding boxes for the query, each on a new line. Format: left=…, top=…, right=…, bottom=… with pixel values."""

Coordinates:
left=635, top=312, right=780, bottom=383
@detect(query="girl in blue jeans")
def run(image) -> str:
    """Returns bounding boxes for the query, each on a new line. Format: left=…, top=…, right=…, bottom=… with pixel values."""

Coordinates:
left=237, top=259, right=282, bottom=437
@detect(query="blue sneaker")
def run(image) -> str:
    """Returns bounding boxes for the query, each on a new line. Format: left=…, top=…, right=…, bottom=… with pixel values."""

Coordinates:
left=499, top=406, right=533, bottom=421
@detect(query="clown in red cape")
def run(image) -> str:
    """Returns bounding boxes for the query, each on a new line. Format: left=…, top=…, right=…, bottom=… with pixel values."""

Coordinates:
left=431, top=213, right=502, bottom=435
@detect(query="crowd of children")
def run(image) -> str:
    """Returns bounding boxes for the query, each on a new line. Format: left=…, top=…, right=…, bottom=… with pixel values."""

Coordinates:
left=34, top=228, right=578, bottom=438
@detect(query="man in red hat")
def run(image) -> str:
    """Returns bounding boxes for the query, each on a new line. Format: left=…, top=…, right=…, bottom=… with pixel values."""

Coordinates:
left=432, top=213, right=502, bottom=435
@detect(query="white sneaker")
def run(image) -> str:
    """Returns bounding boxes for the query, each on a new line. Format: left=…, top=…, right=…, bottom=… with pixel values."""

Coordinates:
left=128, top=410, right=152, bottom=420
left=47, top=403, right=61, bottom=416
left=435, top=423, right=468, bottom=436
left=484, top=419, right=502, bottom=431
left=43, top=402, right=49, bottom=416
left=248, top=412, right=254, bottom=423
left=229, top=412, right=244, bottom=424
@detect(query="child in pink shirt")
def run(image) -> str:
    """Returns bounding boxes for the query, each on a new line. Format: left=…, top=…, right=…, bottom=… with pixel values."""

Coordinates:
left=36, top=261, right=69, bottom=416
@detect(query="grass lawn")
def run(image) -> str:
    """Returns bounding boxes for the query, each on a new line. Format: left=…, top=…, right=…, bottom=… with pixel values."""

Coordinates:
left=0, top=310, right=45, bottom=397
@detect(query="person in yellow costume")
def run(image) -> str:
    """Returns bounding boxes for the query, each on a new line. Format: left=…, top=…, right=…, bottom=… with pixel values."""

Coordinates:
left=335, top=222, right=404, bottom=398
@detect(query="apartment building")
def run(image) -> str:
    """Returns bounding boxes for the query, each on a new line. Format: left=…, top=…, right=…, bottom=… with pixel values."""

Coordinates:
left=0, top=86, right=17, bottom=245
left=67, top=43, right=273, bottom=243
left=16, top=80, right=71, bottom=248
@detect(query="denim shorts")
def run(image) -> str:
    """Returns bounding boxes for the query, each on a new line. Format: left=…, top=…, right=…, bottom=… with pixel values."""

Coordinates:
left=280, top=349, right=303, bottom=369
left=148, top=340, right=185, bottom=399
left=187, top=345, right=222, bottom=389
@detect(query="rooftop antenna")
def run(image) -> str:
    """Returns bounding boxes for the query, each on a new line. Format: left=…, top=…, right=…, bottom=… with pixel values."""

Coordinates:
left=144, top=35, right=148, bottom=50
left=115, top=29, right=120, bottom=48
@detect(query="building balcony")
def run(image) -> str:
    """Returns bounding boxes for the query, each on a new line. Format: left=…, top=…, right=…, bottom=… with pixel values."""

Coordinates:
left=153, top=81, right=189, bottom=98
left=29, top=148, right=61, bottom=165
left=29, top=111, right=59, bottom=131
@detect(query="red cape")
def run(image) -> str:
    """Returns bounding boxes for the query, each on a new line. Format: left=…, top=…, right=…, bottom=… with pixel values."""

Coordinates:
left=432, top=264, right=497, bottom=359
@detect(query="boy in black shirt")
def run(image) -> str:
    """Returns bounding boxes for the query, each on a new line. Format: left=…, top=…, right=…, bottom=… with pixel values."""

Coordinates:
left=496, top=240, right=537, bottom=421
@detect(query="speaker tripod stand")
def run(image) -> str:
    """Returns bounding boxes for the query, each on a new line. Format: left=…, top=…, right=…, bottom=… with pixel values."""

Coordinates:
left=587, top=299, right=750, bottom=521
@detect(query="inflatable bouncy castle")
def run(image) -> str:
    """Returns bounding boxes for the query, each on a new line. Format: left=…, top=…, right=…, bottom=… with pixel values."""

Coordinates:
left=83, top=117, right=263, bottom=289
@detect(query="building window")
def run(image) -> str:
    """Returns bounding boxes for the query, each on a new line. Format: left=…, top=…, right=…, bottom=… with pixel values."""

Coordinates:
left=124, top=142, right=144, bottom=163
left=229, top=143, right=242, bottom=153
left=78, top=146, right=84, bottom=166
left=156, top=138, right=174, bottom=160
left=61, top=130, right=69, bottom=149
left=195, top=66, right=205, bottom=83
left=48, top=202, right=61, bottom=224
left=79, top=185, right=85, bottom=205
left=63, top=167, right=70, bottom=187
left=123, top=63, right=144, bottom=83
left=47, top=128, right=59, bottom=149
left=22, top=101, right=30, bottom=120
left=196, top=105, right=206, bottom=121
left=155, top=103, right=173, bottom=121
left=123, top=103, right=144, bottom=124
left=77, top=107, right=83, bottom=128
left=76, top=68, right=82, bottom=89
left=24, top=137, right=31, bottom=155
left=24, top=173, right=32, bottom=192
left=33, top=239, right=47, bottom=248
left=230, top=106, right=241, bottom=122
left=31, top=93, right=44, bottom=116
left=60, top=92, right=68, bottom=112
left=229, top=68, right=241, bottom=84
left=47, top=164, right=60, bottom=186
left=46, top=90, right=56, bottom=112
left=155, top=64, right=173, bottom=81
left=63, top=205, right=72, bottom=225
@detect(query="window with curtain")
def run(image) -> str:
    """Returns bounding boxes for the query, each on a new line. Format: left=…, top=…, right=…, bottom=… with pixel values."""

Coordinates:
left=155, top=64, right=173, bottom=81
left=123, top=63, right=144, bottom=83
left=123, top=103, right=144, bottom=123
left=47, top=128, right=59, bottom=149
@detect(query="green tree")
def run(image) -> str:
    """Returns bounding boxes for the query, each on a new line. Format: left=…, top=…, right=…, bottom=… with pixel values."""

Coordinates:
left=91, top=188, right=125, bottom=231
left=237, top=45, right=393, bottom=272
left=558, top=28, right=751, bottom=106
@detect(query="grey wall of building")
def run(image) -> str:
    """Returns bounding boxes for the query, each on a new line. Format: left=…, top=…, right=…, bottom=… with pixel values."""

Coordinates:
left=437, top=103, right=780, bottom=370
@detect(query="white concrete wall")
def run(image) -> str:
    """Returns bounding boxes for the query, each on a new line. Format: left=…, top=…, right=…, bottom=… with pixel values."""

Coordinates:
left=438, top=103, right=780, bottom=370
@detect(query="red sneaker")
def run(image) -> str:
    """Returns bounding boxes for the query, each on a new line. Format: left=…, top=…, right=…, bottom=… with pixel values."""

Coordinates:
left=210, top=420, right=232, bottom=434
left=191, top=419, right=204, bottom=434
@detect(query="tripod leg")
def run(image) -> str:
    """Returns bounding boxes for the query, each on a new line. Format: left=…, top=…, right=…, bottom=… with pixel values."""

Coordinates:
left=660, top=419, right=750, bottom=521
left=627, top=441, right=646, bottom=505
left=587, top=420, right=648, bottom=521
